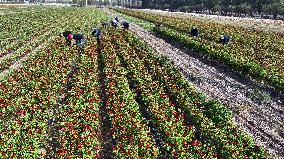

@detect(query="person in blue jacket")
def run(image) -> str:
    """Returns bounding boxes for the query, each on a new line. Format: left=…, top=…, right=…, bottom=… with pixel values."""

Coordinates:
left=91, top=27, right=102, bottom=42
left=220, top=33, right=230, bottom=45
left=190, top=26, right=198, bottom=37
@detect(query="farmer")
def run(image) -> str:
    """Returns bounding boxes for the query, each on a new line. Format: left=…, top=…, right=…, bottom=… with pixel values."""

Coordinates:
left=190, top=26, right=198, bottom=37
left=121, top=21, right=129, bottom=30
left=61, top=30, right=72, bottom=46
left=111, top=19, right=118, bottom=29
left=220, top=33, right=230, bottom=45
left=91, top=27, right=102, bottom=42
left=68, top=33, right=85, bottom=49
left=115, top=16, right=119, bottom=22
left=101, top=21, right=108, bottom=28
left=155, top=23, right=162, bottom=29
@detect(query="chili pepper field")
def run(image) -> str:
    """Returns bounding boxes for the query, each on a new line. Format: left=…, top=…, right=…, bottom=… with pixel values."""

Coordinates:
left=0, top=6, right=281, bottom=159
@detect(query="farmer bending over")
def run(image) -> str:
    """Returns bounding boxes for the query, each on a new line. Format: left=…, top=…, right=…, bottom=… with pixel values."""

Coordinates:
left=101, top=22, right=108, bottom=28
left=61, top=31, right=72, bottom=46
left=122, top=21, right=129, bottom=30
left=111, top=19, right=118, bottom=29
left=220, top=33, right=230, bottom=45
left=115, top=16, right=119, bottom=22
left=91, top=27, right=102, bottom=42
left=155, top=23, right=162, bottom=29
left=68, top=33, right=85, bottom=49
left=190, top=26, right=198, bottom=37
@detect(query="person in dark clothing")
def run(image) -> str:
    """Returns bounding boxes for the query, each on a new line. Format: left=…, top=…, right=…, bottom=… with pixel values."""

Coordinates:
left=68, top=33, right=85, bottom=49
left=155, top=23, right=162, bottom=28
left=190, top=26, right=198, bottom=37
left=61, top=31, right=72, bottom=46
left=220, top=34, right=230, bottom=45
left=111, top=19, right=118, bottom=29
left=115, top=16, right=119, bottom=22
left=121, top=21, right=129, bottom=30
left=101, top=22, right=108, bottom=28
left=91, top=28, right=102, bottom=41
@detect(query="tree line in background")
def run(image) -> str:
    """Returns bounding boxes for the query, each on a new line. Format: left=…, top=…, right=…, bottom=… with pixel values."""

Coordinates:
left=102, top=0, right=284, bottom=19
left=1, top=0, right=284, bottom=19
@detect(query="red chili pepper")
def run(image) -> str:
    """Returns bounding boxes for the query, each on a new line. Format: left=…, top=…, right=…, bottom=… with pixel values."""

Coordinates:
left=190, top=139, right=200, bottom=146
left=77, top=143, right=82, bottom=149
left=57, top=149, right=63, bottom=153
left=146, top=144, right=151, bottom=149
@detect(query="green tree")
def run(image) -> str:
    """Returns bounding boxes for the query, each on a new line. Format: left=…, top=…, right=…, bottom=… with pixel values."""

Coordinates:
left=236, top=2, right=252, bottom=15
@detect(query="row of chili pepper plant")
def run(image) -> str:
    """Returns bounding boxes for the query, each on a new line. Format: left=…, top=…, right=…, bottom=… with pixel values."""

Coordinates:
left=113, top=8, right=284, bottom=93
left=0, top=7, right=103, bottom=72
left=114, top=9, right=284, bottom=48
left=0, top=7, right=105, bottom=75
left=113, top=30, right=210, bottom=158
left=0, top=8, right=76, bottom=41
left=0, top=13, right=76, bottom=72
left=113, top=8, right=284, bottom=68
left=0, top=11, right=73, bottom=58
left=101, top=28, right=159, bottom=158
left=0, top=39, right=78, bottom=158
left=112, top=27, right=270, bottom=158
left=43, top=36, right=102, bottom=158
left=0, top=8, right=107, bottom=158
left=0, top=7, right=76, bottom=56
left=0, top=7, right=271, bottom=158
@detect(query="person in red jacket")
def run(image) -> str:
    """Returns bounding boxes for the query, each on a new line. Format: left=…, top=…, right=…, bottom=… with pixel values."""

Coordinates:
left=68, top=33, right=85, bottom=49
left=60, top=31, right=72, bottom=46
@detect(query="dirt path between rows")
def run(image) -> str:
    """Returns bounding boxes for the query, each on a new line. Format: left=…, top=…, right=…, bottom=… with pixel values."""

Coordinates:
left=107, top=11, right=284, bottom=159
